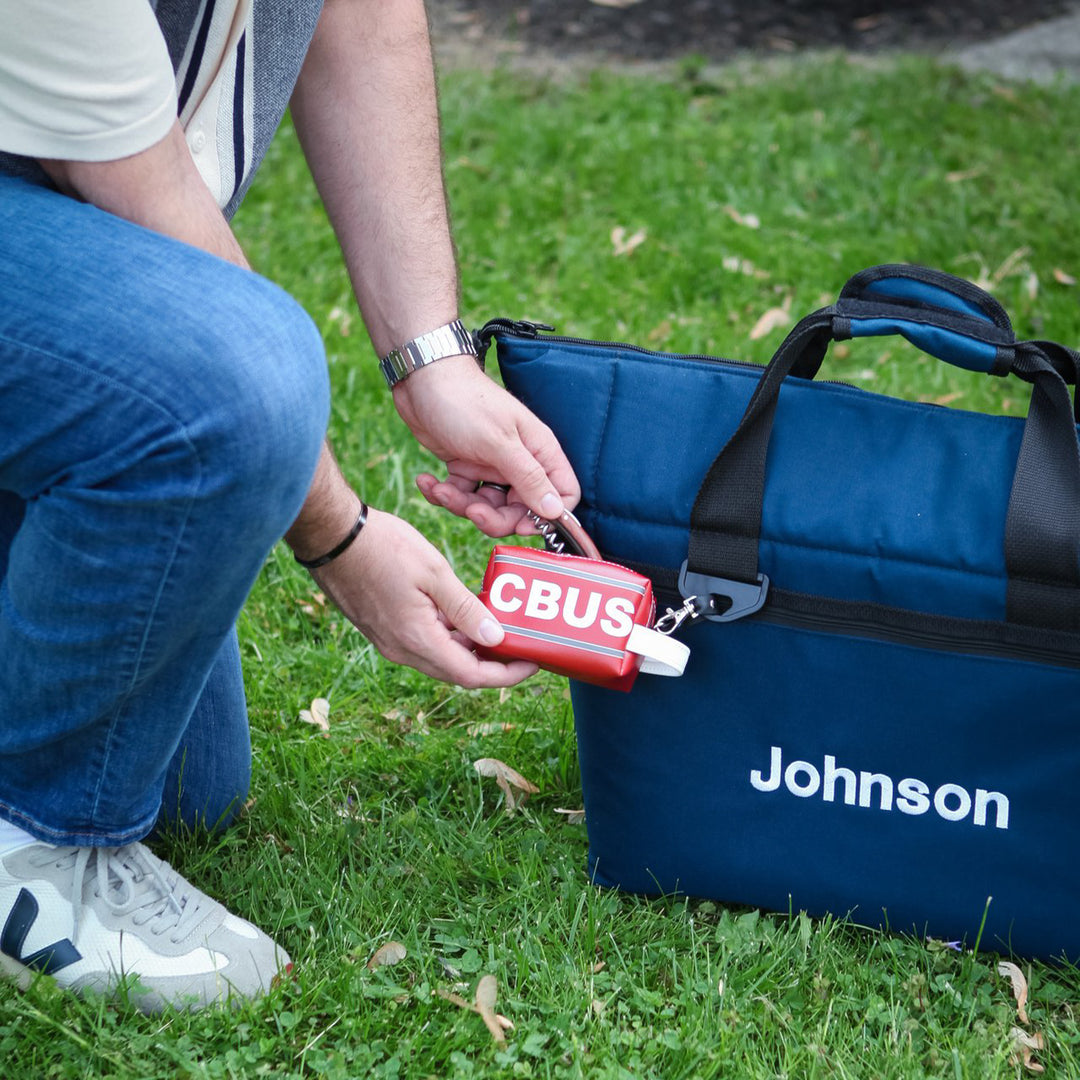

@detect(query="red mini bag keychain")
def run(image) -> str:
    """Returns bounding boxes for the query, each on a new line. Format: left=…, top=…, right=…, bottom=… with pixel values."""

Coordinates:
left=477, top=510, right=690, bottom=692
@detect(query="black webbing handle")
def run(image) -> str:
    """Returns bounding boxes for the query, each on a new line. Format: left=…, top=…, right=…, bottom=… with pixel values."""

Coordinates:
left=684, top=266, right=1080, bottom=631
left=1004, top=347, right=1080, bottom=627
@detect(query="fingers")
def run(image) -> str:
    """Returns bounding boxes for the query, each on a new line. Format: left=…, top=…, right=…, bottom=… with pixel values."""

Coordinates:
left=415, top=474, right=534, bottom=539
left=396, top=589, right=536, bottom=688
left=313, top=508, right=538, bottom=689
left=416, top=472, right=499, bottom=519
left=513, top=410, right=581, bottom=516
left=425, top=573, right=541, bottom=688
left=400, top=362, right=580, bottom=532
left=436, top=569, right=506, bottom=648
left=498, top=452, right=563, bottom=519
left=464, top=501, right=536, bottom=538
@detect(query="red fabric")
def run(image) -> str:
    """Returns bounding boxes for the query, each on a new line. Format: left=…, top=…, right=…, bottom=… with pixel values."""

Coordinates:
left=478, top=545, right=655, bottom=692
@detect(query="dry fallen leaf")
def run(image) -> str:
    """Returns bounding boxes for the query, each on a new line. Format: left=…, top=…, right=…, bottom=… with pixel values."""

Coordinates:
left=969, top=246, right=1033, bottom=293
left=327, top=305, right=353, bottom=336
left=999, top=961, right=1030, bottom=1024
left=853, top=13, right=886, bottom=30
left=468, top=720, right=516, bottom=737
left=367, top=941, right=407, bottom=969
left=721, top=255, right=770, bottom=279
left=475, top=974, right=507, bottom=1046
left=922, top=391, right=964, bottom=406
left=995, top=246, right=1032, bottom=284
left=1001, top=964, right=1045, bottom=1072
left=1010, top=1027, right=1046, bottom=1074
left=749, top=296, right=793, bottom=341
left=1053, top=267, right=1077, bottom=286
left=724, top=205, right=761, bottom=230
left=436, top=984, right=515, bottom=1040
left=647, top=318, right=673, bottom=343
left=436, top=987, right=472, bottom=1009
left=295, top=591, right=329, bottom=619
left=945, top=165, right=986, bottom=183
left=299, top=697, right=330, bottom=736
left=554, top=807, right=586, bottom=825
left=474, top=758, right=539, bottom=812
left=611, top=226, right=647, bottom=257
left=263, top=832, right=293, bottom=854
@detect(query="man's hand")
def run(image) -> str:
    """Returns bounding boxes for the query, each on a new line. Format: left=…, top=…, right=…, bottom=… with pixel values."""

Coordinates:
left=394, top=355, right=580, bottom=538
left=309, top=507, right=537, bottom=688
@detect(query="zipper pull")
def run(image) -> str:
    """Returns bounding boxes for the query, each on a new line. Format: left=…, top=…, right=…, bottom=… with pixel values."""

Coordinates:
left=507, top=319, right=556, bottom=336
left=475, top=318, right=556, bottom=364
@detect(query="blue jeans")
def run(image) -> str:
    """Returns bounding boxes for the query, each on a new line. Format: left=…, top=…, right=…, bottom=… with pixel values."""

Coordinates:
left=0, top=176, right=329, bottom=845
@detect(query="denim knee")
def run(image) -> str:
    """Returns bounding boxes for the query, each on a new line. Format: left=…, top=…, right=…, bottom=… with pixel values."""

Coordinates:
left=166, top=271, right=330, bottom=541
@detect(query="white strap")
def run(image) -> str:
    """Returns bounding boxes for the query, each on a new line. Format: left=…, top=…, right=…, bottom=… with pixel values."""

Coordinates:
left=626, top=624, right=689, bottom=677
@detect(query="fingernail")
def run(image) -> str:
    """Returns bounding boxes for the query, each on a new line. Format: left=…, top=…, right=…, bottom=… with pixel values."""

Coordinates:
left=479, top=618, right=504, bottom=646
left=540, top=493, right=564, bottom=519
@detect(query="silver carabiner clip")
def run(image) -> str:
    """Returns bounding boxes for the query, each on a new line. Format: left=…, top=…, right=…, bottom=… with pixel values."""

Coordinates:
left=654, top=595, right=700, bottom=636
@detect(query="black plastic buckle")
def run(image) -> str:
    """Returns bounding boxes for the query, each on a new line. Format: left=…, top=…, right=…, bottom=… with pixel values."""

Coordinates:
left=678, top=561, right=769, bottom=623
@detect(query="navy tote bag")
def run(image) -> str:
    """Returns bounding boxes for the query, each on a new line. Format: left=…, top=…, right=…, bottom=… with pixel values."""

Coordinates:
left=482, top=264, right=1080, bottom=960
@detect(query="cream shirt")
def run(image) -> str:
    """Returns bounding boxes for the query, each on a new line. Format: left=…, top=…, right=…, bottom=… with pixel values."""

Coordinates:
left=0, top=0, right=254, bottom=209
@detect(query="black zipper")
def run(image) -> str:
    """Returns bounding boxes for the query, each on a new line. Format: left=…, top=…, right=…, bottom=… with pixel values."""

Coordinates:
left=477, top=318, right=863, bottom=390
left=643, top=568, right=1080, bottom=671
left=476, top=318, right=765, bottom=373
left=758, top=591, right=1080, bottom=670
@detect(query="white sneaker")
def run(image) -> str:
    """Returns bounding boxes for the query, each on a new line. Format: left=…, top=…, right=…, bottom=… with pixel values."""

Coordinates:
left=0, top=841, right=291, bottom=1012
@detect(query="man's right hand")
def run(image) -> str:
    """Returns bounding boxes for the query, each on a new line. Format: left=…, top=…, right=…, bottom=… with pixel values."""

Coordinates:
left=308, top=506, right=537, bottom=688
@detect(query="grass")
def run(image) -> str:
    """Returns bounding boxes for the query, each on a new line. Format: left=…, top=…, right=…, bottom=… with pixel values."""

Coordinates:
left=4, top=51, right=1080, bottom=1078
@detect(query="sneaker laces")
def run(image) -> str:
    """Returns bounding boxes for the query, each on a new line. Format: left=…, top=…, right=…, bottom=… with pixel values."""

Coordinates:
left=27, top=843, right=212, bottom=945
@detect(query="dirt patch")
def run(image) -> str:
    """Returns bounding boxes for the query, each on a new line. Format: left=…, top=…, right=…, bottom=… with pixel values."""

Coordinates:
left=430, top=1, right=1075, bottom=64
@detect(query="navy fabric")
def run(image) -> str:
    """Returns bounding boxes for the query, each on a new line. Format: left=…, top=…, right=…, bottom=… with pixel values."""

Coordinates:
left=571, top=619, right=1080, bottom=959
left=493, top=266, right=1080, bottom=960
left=499, top=341, right=1024, bottom=619
left=849, top=317, right=998, bottom=373
left=862, top=276, right=996, bottom=321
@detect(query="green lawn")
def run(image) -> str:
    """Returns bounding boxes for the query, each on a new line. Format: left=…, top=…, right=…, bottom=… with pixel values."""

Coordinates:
left=4, top=52, right=1080, bottom=1079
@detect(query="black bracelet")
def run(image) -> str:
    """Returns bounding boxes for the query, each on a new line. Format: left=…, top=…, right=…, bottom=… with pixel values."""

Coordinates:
left=294, top=503, right=368, bottom=570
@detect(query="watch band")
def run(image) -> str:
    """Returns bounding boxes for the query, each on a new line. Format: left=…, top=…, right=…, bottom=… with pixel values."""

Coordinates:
left=378, top=319, right=479, bottom=389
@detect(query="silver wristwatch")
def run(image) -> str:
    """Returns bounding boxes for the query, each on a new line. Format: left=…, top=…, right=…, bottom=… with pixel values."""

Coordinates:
left=378, top=318, right=479, bottom=389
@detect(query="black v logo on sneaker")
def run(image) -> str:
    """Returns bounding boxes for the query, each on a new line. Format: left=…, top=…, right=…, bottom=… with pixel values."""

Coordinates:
left=1, top=888, right=82, bottom=975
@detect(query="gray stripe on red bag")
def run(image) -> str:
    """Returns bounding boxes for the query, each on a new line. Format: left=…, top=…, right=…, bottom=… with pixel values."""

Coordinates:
left=500, top=624, right=626, bottom=658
